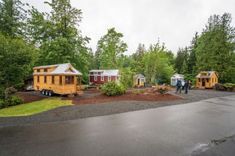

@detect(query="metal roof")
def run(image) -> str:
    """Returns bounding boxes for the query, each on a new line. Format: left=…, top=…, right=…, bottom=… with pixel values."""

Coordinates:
left=134, top=74, right=145, bottom=78
left=196, top=71, right=216, bottom=78
left=89, top=69, right=119, bottom=76
left=34, top=63, right=82, bottom=75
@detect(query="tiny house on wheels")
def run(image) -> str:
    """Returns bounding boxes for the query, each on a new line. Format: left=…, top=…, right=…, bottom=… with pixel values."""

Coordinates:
left=89, top=69, right=120, bottom=85
left=133, top=74, right=146, bottom=87
left=33, top=63, right=82, bottom=96
left=196, top=71, right=218, bottom=89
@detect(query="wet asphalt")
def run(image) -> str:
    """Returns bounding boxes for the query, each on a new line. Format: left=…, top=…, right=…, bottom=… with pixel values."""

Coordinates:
left=0, top=95, right=235, bottom=156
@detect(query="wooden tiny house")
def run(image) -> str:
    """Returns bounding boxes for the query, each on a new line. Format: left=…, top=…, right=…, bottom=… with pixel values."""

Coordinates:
left=196, top=71, right=218, bottom=89
left=133, top=74, right=146, bottom=87
left=33, top=63, right=82, bottom=95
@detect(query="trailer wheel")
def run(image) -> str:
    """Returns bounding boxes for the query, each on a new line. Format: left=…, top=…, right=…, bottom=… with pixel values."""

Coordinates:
left=48, top=91, right=52, bottom=96
left=41, top=90, right=45, bottom=95
left=46, top=90, right=49, bottom=96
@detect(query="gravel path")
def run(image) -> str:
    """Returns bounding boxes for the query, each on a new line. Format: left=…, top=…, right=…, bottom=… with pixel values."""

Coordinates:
left=0, top=90, right=234, bottom=127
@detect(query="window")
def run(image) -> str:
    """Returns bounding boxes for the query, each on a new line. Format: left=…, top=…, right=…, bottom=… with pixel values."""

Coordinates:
left=37, top=69, right=40, bottom=72
left=44, top=68, right=48, bottom=72
left=65, top=76, right=74, bottom=84
left=37, top=76, right=40, bottom=83
left=44, top=76, right=47, bottom=83
left=198, top=78, right=201, bottom=82
left=59, top=76, right=62, bottom=85
left=94, top=76, right=97, bottom=81
left=108, top=76, right=111, bottom=82
left=52, top=76, right=55, bottom=84
left=101, top=76, right=104, bottom=81
left=206, top=78, right=209, bottom=83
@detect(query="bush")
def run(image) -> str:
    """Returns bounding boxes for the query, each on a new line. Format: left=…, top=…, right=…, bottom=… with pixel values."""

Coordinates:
left=0, top=99, right=5, bottom=109
left=223, top=83, right=235, bottom=92
left=101, top=82, right=126, bottom=96
left=8, top=96, right=23, bottom=106
left=214, top=83, right=226, bottom=91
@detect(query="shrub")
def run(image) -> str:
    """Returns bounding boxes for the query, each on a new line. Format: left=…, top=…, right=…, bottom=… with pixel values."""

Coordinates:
left=214, top=83, right=226, bottom=91
left=223, top=83, right=235, bottom=92
left=4, top=96, right=23, bottom=108
left=101, top=82, right=126, bottom=96
left=0, top=99, right=5, bottom=109
left=4, top=87, right=17, bottom=99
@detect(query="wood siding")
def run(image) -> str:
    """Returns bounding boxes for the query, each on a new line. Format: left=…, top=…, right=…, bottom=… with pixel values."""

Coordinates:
left=196, top=72, right=218, bottom=89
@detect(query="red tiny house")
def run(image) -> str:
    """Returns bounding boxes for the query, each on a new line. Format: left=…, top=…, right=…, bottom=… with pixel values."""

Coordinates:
left=89, top=70, right=120, bottom=85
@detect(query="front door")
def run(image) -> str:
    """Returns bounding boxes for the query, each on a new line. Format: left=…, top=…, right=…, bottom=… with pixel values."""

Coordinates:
left=137, top=78, right=140, bottom=85
left=202, top=79, right=205, bottom=87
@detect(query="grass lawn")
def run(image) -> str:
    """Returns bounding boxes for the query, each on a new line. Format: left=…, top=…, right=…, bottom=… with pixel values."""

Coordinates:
left=0, top=98, right=73, bottom=117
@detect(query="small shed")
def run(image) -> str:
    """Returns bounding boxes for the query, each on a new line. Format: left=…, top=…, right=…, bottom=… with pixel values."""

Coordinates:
left=196, top=71, right=218, bottom=89
left=171, top=74, right=184, bottom=86
left=133, top=74, right=146, bottom=87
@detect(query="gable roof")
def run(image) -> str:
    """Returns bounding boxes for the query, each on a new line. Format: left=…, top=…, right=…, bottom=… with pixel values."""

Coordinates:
left=171, top=73, right=184, bottom=79
left=196, top=71, right=217, bottom=78
left=33, top=63, right=82, bottom=75
left=134, top=74, right=145, bottom=79
left=89, top=69, right=119, bottom=76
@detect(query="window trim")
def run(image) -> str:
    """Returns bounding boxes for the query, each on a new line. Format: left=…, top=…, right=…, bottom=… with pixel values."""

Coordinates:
left=101, top=76, right=104, bottom=81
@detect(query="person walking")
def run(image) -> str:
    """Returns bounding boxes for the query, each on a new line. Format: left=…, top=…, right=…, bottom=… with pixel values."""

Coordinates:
left=175, top=79, right=182, bottom=94
left=184, top=80, right=189, bottom=94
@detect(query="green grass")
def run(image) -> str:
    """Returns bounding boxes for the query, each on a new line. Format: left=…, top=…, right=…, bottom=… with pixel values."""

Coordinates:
left=0, top=98, right=73, bottom=117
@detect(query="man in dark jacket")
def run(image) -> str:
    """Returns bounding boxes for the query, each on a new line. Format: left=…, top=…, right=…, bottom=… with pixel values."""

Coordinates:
left=175, top=79, right=182, bottom=94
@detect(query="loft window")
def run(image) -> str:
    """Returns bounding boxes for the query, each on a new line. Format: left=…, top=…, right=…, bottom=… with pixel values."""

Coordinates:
left=37, top=69, right=40, bottom=72
left=51, top=76, right=54, bottom=84
left=65, top=76, right=74, bottom=84
left=44, top=76, right=47, bottom=83
left=44, top=69, right=48, bottom=72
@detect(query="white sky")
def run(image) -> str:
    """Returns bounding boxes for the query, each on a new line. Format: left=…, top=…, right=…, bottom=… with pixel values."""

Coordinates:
left=22, top=0, right=235, bottom=55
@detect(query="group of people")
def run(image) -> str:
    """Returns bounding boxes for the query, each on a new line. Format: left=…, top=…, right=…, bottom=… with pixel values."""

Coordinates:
left=175, top=79, right=191, bottom=94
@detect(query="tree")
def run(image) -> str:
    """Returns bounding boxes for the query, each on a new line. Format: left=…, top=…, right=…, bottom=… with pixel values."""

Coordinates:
left=0, top=33, right=38, bottom=91
left=27, top=0, right=92, bottom=83
left=143, top=43, right=174, bottom=84
left=187, top=32, right=198, bottom=75
left=195, top=13, right=235, bottom=83
left=0, top=0, right=26, bottom=37
left=95, top=28, right=128, bottom=69
left=174, top=47, right=189, bottom=74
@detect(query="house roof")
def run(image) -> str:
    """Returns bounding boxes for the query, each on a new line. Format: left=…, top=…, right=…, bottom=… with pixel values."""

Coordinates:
left=171, top=73, right=184, bottom=79
left=134, top=74, right=145, bottom=79
left=33, top=63, right=82, bottom=75
left=89, top=69, right=119, bottom=76
left=196, top=71, right=217, bottom=78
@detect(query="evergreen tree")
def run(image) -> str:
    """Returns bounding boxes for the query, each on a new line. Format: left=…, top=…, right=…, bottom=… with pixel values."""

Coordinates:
left=195, top=13, right=235, bottom=83
left=0, top=0, right=26, bottom=37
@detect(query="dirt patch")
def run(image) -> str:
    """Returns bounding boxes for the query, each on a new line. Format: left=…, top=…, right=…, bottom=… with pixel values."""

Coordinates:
left=70, top=92, right=181, bottom=105
left=16, top=92, right=47, bottom=103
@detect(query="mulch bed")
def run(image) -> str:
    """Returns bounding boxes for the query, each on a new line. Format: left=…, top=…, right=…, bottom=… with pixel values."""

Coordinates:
left=69, top=92, right=182, bottom=105
left=16, top=92, right=47, bottom=103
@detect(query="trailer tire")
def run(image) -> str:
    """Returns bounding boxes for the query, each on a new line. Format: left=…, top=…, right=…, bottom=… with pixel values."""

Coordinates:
left=41, top=90, right=45, bottom=95
left=48, top=91, right=52, bottom=96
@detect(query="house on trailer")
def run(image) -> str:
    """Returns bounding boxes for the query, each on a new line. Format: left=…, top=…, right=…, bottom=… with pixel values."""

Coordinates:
left=89, top=69, right=120, bottom=85
left=171, top=74, right=184, bottom=86
left=196, top=71, right=218, bottom=89
left=33, top=63, right=82, bottom=96
left=133, top=74, right=146, bottom=87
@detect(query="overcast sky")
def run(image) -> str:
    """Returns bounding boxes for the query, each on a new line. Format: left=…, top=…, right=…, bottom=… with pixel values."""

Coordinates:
left=22, top=0, right=235, bottom=55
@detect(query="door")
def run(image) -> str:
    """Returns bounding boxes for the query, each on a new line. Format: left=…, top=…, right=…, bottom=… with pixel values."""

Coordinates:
left=202, top=79, right=205, bottom=87
left=137, top=78, right=140, bottom=85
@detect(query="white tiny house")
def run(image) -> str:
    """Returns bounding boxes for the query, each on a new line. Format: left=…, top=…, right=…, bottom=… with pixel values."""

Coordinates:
left=171, top=74, right=184, bottom=86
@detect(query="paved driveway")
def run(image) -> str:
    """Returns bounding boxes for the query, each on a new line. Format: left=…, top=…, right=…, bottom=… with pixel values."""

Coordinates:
left=1, top=95, right=235, bottom=156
